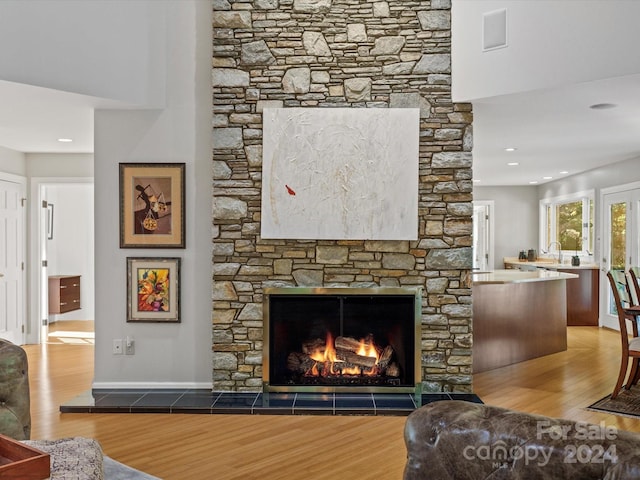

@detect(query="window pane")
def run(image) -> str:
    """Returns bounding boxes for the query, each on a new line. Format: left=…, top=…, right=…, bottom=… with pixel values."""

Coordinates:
left=610, top=202, right=626, bottom=270
left=556, top=201, right=583, bottom=252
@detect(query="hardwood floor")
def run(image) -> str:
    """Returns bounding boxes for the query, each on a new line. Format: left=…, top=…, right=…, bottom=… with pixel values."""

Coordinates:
left=21, top=321, right=640, bottom=479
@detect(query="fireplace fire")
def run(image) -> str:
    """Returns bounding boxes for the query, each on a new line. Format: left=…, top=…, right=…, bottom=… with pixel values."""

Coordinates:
left=263, top=287, right=422, bottom=395
left=287, top=331, right=401, bottom=385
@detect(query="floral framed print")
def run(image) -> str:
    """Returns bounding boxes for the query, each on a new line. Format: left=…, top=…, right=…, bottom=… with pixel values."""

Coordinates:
left=127, top=257, right=181, bottom=323
left=120, top=163, right=185, bottom=248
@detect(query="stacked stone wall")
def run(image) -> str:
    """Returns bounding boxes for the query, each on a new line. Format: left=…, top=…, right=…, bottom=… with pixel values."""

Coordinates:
left=213, top=0, right=473, bottom=392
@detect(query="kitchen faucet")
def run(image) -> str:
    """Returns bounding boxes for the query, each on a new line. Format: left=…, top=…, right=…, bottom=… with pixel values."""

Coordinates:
left=546, top=241, right=563, bottom=264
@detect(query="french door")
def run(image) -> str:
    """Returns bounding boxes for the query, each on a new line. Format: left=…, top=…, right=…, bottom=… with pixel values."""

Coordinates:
left=600, top=188, right=640, bottom=329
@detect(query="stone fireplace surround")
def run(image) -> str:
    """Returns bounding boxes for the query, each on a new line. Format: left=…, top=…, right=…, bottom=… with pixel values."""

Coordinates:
left=212, top=0, right=473, bottom=394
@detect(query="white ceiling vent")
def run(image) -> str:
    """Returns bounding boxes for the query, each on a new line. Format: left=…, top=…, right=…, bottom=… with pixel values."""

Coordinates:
left=482, top=8, right=507, bottom=51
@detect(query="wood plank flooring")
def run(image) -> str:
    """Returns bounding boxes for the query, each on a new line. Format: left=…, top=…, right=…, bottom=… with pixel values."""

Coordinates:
left=21, top=321, right=640, bottom=479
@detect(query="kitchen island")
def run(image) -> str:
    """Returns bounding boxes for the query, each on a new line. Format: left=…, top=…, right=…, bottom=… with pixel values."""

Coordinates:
left=503, top=257, right=600, bottom=326
left=473, top=269, right=578, bottom=373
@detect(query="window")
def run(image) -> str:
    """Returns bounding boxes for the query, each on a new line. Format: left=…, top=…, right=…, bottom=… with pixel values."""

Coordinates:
left=540, top=191, right=594, bottom=257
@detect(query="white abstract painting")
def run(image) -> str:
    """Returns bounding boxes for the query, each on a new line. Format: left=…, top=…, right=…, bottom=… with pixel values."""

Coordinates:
left=261, top=108, right=420, bottom=240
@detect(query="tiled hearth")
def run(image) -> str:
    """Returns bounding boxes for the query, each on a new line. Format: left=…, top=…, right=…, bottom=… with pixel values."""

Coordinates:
left=61, top=390, right=481, bottom=415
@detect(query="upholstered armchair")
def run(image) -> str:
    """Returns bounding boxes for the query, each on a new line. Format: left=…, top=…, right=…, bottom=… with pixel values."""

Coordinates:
left=0, top=338, right=31, bottom=440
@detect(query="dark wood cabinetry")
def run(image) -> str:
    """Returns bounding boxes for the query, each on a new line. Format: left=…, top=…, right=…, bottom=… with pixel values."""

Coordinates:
left=473, top=276, right=569, bottom=373
left=48, top=275, right=81, bottom=314
left=504, top=259, right=600, bottom=327
left=557, top=268, right=599, bottom=326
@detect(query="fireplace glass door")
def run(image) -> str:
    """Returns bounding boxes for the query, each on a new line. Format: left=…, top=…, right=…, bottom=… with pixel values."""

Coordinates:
left=263, top=287, right=421, bottom=394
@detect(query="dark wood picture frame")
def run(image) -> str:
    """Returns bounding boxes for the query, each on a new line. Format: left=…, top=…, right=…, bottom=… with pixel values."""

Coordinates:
left=119, top=163, right=185, bottom=248
left=127, top=257, right=181, bottom=323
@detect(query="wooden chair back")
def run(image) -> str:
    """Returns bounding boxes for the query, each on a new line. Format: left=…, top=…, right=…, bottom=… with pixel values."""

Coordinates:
left=607, top=270, right=637, bottom=340
left=629, top=267, right=640, bottom=306
left=607, top=269, right=640, bottom=398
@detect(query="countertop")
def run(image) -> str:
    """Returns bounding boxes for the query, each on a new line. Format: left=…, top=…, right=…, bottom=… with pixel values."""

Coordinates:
left=473, top=269, right=579, bottom=285
left=503, top=257, right=599, bottom=270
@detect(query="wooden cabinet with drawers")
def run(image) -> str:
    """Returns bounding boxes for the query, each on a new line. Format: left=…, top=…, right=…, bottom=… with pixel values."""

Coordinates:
left=48, top=275, right=81, bottom=314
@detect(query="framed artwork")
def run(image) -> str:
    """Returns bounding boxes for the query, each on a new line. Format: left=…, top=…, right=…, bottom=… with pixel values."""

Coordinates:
left=119, top=163, right=185, bottom=248
left=127, top=257, right=181, bottom=323
left=261, top=108, right=419, bottom=240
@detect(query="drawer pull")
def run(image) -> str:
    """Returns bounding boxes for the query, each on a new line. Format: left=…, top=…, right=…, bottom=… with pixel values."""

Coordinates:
left=73, top=300, right=80, bottom=303
left=60, top=285, right=67, bottom=289
left=60, top=302, right=67, bottom=306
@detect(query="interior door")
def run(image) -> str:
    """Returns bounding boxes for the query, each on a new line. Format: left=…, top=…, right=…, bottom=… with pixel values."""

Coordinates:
left=601, top=189, right=640, bottom=329
left=473, top=201, right=493, bottom=271
left=0, top=179, right=26, bottom=344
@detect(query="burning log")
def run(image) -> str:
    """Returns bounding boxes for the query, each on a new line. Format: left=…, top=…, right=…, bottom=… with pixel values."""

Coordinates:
left=287, top=352, right=316, bottom=373
left=335, top=335, right=385, bottom=367
left=302, top=338, right=326, bottom=355
left=335, top=336, right=379, bottom=355
left=286, top=332, right=399, bottom=381
left=334, top=336, right=362, bottom=352
left=335, top=350, right=377, bottom=368
left=287, top=353, right=370, bottom=375
left=386, top=362, right=400, bottom=377
left=323, top=361, right=366, bottom=376
left=377, top=345, right=394, bottom=369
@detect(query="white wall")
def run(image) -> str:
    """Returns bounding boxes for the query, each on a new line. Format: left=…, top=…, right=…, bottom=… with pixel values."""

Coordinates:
left=452, top=0, right=640, bottom=101
left=474, top=186, right=539, bottom=268
left=539, top=156, right=640, bottom=201
left=0, top=146, right=25, bottom=176
left=0, top=2, right=212, bottom=388
left=93, top=1, right=212, bottom=388
left=26, top=153, right=93, bottom=178
left=0, top=0, right=165, bottom=107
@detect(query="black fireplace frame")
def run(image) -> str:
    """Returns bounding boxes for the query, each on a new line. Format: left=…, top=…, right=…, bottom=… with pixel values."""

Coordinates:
left=262, top=287, right=422, bottom=398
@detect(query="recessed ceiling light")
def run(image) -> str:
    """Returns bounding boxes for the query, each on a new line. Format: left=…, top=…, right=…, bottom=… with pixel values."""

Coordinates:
left=529, top=181, right=539, bottom=185
left=589, top=103, right=617, bottom=110
left=57, top=138, right=73, bottom=143
left=559, top=170, right=569, bottom=175
left=504, top=147, right=517, bottom=152
left=507, top=162, right=519, bottom=166
left=543, top=176, right=553, bottom=180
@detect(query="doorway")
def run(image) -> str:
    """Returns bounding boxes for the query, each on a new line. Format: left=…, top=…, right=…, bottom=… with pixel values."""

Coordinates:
left=31, top=179, right=95, bottom=345
left=600, top=184, right=640, bottom=330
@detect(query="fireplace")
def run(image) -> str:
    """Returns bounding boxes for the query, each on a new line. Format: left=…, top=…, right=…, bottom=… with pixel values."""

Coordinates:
left=263, top=287, right=422, bottom=396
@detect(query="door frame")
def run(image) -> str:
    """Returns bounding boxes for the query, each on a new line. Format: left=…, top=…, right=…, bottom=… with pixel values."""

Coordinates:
left=0, top=172, right=27, bottom=344
left=473, top=200, right=495, bottom=271
left=28, top=176, right=94, bottom=344
left=599, top=181, right=640, bottom=330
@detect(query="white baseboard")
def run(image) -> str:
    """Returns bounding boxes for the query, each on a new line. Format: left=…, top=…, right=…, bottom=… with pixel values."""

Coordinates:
left=91, top=381, right=213, bottom=390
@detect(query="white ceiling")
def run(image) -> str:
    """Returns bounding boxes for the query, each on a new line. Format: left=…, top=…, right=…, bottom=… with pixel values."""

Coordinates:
left=472, top=73, right=640, bottom=186
left=0, top=80, right=128, bottom=154
left=2, top=64, right=640, bottom=189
